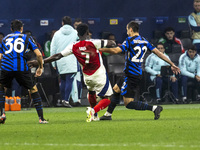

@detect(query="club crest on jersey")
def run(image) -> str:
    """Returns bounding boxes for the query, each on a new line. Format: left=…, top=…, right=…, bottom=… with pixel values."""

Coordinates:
left=79, top=46, right=86, bottom=51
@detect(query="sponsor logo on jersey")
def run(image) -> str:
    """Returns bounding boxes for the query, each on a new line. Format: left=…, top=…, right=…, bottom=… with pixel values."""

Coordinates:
left=79, top=46, right=86, bottom=51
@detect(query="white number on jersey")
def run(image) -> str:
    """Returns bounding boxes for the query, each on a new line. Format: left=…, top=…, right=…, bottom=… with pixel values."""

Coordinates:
left=131, top=46, right=147, bottom=62
left=5, top=38, right=25, bottom=54
left=81, top=52, right=90, bottom=64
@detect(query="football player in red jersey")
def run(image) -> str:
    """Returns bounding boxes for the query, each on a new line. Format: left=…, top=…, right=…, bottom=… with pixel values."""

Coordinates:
left=28, top=23, right=116, bottom=122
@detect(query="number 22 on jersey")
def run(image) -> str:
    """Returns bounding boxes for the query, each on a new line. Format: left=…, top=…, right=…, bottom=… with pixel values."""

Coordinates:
left=131, top=46, right=147, bottom=62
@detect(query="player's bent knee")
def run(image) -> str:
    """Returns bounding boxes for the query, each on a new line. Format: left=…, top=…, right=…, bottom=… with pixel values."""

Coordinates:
left=123, top=98, right=134, bottom=107
left=113, top=84, right=121, bottom=93
left=29, top=85, right=38, bottom=94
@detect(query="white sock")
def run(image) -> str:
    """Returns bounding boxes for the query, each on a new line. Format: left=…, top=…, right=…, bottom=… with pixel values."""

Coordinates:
left=104, top=111, right=112, bottom=116
left=152, top=106, right=157, bottom=112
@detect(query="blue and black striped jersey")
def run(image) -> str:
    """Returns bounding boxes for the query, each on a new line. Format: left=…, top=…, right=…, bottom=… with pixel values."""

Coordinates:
left=0, top=31, right=38, bottom=71
left=119, top=35, right=155, bottom=76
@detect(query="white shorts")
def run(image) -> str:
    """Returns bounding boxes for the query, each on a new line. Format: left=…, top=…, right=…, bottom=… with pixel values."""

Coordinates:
left=83, top=65, right=113, bottom=97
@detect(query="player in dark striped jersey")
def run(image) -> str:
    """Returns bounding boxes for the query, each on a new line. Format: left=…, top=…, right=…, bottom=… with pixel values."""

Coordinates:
left=99, top=21, right=180, bottom=120
left=0, top=20, right=48, bottom=124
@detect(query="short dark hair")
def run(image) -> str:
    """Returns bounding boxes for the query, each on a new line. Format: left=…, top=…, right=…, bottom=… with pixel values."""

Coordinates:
left=127, top=21, right=139, bottom=32
left=156, top=42, right=165, bottom=48
left=188, top=44, right=197, bottom=51
left=62, top=16, right=72, bottom=25
left=164, top=27, right=175, bottom=33
left=74, top=18, right=82, bottom=23
left=77, top=23, right=89, bottom=36
left=11, top=20, right=23, bottom=32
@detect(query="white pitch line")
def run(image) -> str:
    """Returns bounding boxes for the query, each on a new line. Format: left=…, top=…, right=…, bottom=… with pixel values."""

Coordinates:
left=2, top=142, right=200, bottom=148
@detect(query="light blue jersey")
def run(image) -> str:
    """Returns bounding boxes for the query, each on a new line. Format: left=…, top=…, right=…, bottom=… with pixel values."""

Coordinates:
left=179, top=51, right=200, bottom=78
left=145, top=53, right=170, bottom=81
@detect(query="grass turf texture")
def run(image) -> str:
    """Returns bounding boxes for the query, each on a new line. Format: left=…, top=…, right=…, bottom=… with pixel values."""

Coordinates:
left=1, top=104, right=200, bottom=150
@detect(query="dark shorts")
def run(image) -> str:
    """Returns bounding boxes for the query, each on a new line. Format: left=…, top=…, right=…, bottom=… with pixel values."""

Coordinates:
left=0, top=70, right=35, bottom=89
left=121, top=75, right=142, bottom=98
left=116, top=75, right=125, bottom=89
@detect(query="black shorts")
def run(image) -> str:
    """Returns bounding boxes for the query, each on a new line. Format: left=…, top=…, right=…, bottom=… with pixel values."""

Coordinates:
left=121, top=75, right=142, bottom=98
left=0, top=70, right=35, bottom=89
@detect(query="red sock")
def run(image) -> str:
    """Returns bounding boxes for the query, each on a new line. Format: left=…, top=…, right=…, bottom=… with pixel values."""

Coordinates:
left=87, top=93, right=97, bottom=108
left=94, top=99, right=110, bottom=113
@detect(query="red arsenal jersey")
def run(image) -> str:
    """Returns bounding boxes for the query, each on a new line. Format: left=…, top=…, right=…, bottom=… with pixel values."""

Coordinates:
left=61, top=39, right=108, bottom=75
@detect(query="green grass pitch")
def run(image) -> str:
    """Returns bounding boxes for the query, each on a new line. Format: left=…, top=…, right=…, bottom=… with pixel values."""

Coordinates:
left=1, top=104, right=200, bottom=150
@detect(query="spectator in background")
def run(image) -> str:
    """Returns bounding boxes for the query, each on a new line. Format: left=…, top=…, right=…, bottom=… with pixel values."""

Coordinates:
left=158, top=27, right=185, bottom=54
left=0, top=32, right=4, bottom=43
left=44, top=29, right=57, bottom=57
left=145, top=43, right=179, bottom=103
left=73, top=18, right=82, bottom=30
left=179, top=44, right=200, bottom=103
left=188, top=0, right=200, bottom=53
left=50, top=16, right=81, bottom=107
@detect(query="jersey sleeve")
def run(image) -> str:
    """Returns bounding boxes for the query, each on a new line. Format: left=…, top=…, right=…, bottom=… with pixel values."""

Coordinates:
left=188, top=15, right=197, bottom=26
left=91, top=39, right=108, bottom=49
left=196, top=57, right=200, bottom=77
left=145, top=55, right=158, bottom=76
left=119, top=40, right=128, bottom=53
left=0, top=44, right=2, bottom=54
left=179, top=54, right=195, bottom=78
left=28, top=36, right=38, bottom=51
left=61, top=43, right=73, bottom=57
left=146, top=41, right=156, bottom=52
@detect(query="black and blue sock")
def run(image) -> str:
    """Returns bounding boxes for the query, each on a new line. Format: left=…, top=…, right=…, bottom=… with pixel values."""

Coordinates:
left=31, top=92, right=44, bottom=120
left=126, top=101, right=153, bottom=111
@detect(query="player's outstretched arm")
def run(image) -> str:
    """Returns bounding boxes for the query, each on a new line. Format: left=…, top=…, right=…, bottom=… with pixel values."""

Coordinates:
left=44, top=53, right=63, bottom=64
left=152, top=48, right=180, bottom=75
left=99, top=46, right=122, bottom=54
left=28, top=53, right=63, bottom=68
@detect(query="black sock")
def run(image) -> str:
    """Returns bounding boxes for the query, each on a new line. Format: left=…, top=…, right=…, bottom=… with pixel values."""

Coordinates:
left=107, top=91, right=121, bottom=114
left=107, top=101, right=117, bottom=114
left=31, top=92, right=44, bottom=120
left=0, top=86, right=5, bottom=115
left=126, top=101, right=152, bottom=111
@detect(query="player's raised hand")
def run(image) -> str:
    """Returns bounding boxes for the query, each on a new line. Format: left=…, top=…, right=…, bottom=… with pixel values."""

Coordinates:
left=171, top=64, right=180, bottom=75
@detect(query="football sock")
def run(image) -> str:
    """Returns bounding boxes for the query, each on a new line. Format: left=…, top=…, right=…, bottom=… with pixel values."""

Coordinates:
left=0, top=86, right=5, bottom=115
left=31, top=92, right=44, bottom=120
left=126, top=101, right=153, bottom=111
left=152, top=106, right=157, bottom=112
left=106, top=101, right=117, bottom=114
left=106, top=91, right=121, bottom=114
left=94, top=98, right=110, bottom=113
left=111, top=91, right=121, bottom=104
left=88, top=91, right=97, bottom=108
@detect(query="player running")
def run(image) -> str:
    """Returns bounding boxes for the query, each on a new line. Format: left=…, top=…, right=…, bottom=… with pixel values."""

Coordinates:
left=28, top=23, right=116, bottom=122
left=99, top=21, right=180, bottom=120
